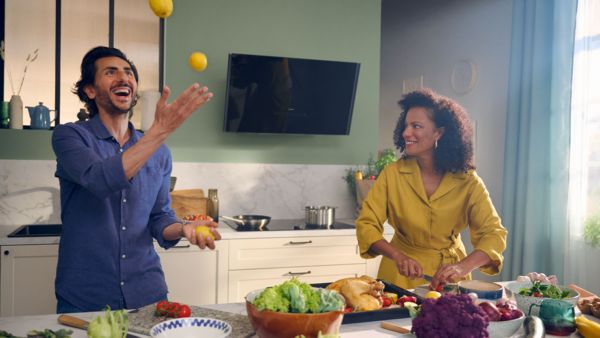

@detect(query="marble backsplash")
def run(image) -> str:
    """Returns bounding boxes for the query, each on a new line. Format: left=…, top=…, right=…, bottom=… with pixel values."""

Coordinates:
left=0, top=160, right=357, bottom=228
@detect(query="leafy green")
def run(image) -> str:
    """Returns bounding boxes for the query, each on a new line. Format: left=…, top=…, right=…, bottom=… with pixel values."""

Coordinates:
left=0, top=329, right=73, bottom=338
left=87, top=307, right=129, bottom=338
left=375, top=149, right=397, bottom=174
left=252, top=278, right=343, bottom=313
left=27, top=329, right=72, bottom=338
left=518, top=281, right=571, bottom=299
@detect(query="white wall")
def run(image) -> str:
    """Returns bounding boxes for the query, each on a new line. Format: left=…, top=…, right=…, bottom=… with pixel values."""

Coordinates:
left=380, top=0, right=514, bottom=212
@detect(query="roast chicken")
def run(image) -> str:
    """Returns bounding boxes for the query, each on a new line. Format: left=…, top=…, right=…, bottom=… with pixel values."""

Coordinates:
left=326, top=275, right=385, bottom=311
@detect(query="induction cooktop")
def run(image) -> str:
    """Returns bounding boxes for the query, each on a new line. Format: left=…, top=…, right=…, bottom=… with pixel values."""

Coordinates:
left=224, top=218, right=355, bottom=232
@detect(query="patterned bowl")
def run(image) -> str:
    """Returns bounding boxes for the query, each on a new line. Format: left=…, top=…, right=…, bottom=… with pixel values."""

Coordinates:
left=487, top=313, right=525, bottom=338
left=150, top=317, right=232, bottom=338
left=505, top=281, right=579, bottom=316
left=245, top=288, right=344, bottom=338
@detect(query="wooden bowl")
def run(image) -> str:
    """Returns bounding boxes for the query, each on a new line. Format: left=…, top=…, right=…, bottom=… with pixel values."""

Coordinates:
left=245, top=289, right=343, bottom=338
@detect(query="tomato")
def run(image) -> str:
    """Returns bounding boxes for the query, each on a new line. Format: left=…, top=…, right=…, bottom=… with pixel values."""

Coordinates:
left=382, top=297, right=392, bottom=308
left=397, top=295, right=417, bottom=306
left=156, top=301, right=192, bottom=318
left=155, top=300, right=170, bottom=316
left=532, top=292, right=543, bottom=297
left=344, top=306, right=353, bottom=313
left=175, top=304, right=191, bottom=318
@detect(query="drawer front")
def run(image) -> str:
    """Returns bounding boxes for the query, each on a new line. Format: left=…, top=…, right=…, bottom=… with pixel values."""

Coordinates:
left=229, top=236, right=362, bottom=270
left=228, top=264, right=366, bottom=303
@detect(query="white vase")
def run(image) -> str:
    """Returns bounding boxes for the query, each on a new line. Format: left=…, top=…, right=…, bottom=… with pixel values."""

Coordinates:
left=9, top=95, right=23, bottom=129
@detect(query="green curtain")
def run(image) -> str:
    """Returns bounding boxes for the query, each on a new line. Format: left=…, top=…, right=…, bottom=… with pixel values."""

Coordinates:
left=500, top=0, right=577, bottom=281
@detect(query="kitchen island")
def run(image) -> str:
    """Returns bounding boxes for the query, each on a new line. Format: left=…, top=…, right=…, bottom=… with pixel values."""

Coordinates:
left=0, top=299, right=594, bottom=338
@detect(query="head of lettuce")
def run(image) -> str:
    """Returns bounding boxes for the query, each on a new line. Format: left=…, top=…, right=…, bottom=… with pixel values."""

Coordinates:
left=251, top=278, right=345, bottom=313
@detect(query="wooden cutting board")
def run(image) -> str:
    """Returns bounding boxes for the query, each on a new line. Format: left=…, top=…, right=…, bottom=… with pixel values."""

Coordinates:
left=128, top=304, right=255, bottom=338
left=170, top=189, right=207, bottom=218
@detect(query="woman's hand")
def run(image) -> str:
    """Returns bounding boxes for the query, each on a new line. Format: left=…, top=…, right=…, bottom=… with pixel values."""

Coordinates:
left=181, top=219, right=221, bottom=250
left=430, top=262, right=470, bottom=290
left=393, top=252, right=423, bottom=279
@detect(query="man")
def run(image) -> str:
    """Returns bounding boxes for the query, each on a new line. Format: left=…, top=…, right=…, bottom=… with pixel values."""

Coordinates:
left=51, top=46, right=220, bottom=313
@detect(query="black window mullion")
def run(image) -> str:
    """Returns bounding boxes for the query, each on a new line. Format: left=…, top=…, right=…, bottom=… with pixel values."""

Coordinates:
left=55, top=0, right=61, bottom=126
left=108, top=0, right=114, bottom=47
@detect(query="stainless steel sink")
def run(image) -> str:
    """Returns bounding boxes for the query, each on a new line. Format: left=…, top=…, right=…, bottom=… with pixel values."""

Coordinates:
left=7, top=224, right=62, bottom=237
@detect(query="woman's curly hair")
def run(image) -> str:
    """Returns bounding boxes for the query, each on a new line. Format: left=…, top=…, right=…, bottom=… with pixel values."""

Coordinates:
left=393, top=88, right=475, bottom=173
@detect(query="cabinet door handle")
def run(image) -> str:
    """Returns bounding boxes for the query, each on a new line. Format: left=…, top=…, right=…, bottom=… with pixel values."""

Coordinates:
left=172, top=244, right=191, bottom=248
left=287, top=270, right=311, bottom=276
left=288, top=240, right=312, bottom=245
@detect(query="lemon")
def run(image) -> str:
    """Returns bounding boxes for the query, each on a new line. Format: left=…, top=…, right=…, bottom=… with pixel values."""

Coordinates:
left=148, top=0, right=173, bottom=19
left=189, top=52, right=208, bottom=72
left=195, top=225, right=215, bottom=240
left=424, top=291, right=442, bottom=299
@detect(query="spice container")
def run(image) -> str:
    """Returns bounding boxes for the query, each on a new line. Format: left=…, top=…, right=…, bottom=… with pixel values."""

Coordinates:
left=207, top=189, right=219, bottom=222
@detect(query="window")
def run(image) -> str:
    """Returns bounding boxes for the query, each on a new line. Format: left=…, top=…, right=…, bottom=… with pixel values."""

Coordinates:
left=569, top=0, right=600, bottom=235
left=2, top=0, right=160, bottom=128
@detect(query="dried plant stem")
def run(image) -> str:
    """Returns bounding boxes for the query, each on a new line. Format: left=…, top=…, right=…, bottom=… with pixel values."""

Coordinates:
left=7, top=67, right=16, bottom=95
left=17, top=65, right=29, bottom=96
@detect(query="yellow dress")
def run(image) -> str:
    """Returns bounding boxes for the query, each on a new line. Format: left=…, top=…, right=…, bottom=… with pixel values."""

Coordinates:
left=356, top=158, right=507, bottom=289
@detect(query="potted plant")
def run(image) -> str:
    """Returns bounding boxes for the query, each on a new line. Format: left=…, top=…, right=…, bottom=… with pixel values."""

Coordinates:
left=343, top=149, right=397, bottom=213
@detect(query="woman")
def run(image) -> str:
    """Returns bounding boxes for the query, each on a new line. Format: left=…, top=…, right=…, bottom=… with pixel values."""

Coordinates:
left=356, top=88, right=507, bottom=290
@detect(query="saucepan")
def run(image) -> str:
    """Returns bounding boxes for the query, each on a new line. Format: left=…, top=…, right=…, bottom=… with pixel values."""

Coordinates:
left=305, top=206, right=336, bottom=227
left=221, top=215, right=271, bottom=230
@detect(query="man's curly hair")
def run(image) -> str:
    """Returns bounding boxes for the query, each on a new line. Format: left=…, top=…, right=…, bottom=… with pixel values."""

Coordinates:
left=393, top=88, right=475, bottom=173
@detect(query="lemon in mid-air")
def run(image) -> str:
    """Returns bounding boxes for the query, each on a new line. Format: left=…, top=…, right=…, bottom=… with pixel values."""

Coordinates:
left=148, top=0, right=173, bottom=19
left=424, top=291, right=442, bottom=299
left=195, top=225, right=215, bottom=240
left=189, top=52, right=208, bottom=72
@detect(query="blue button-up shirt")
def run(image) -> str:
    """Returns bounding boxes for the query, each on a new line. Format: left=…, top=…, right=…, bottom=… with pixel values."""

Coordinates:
left=52, top=115, right=180, bottom=311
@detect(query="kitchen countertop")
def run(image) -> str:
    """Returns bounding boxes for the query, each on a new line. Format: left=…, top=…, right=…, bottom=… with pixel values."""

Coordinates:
left=0, top=220, right=394, bottom=246
left=0, top=299, right=593, bottom=338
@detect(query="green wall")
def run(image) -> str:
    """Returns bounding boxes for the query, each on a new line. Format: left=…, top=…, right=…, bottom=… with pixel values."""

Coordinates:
left=0, top=0, right=381, bottom=164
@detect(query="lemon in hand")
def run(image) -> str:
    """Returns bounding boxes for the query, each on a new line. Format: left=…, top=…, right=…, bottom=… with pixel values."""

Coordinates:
left=424, top=291, right=442, bottom=299
left=195, top=225, right=215, bottom=240
left=189, top=52, right=208, bottom=72
left=148, top=0, right=173, bottom=18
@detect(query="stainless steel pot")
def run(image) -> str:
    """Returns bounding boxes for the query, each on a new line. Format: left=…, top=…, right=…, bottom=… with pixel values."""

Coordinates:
left=305, top=206, right=336, bottom=226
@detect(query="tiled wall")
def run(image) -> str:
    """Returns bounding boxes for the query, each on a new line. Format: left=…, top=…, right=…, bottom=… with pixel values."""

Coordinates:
left=0, top=160, right=356, bottom=229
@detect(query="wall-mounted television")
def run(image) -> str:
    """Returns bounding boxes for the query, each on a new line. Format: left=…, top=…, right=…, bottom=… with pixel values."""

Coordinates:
left=223, top=53, right=360, bottom=135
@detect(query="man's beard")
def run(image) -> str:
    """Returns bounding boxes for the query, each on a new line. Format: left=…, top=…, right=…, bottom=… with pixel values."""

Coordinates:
left=95, top=89, right=138, bottom=117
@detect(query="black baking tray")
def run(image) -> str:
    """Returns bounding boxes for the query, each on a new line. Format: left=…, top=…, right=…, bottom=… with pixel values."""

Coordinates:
left=312, top=280, right=422, bottom=324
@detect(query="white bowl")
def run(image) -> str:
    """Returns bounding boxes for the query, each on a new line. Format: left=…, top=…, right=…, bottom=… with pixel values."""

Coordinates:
left=150, top=317, right=232, bottom=338
left=505, top=281, right=579, bottom=316
left=487, top=314, right=525, bottom=338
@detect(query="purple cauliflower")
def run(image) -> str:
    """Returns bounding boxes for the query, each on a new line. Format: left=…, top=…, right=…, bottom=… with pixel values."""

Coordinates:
left=411, top=294, right=490, bottom=338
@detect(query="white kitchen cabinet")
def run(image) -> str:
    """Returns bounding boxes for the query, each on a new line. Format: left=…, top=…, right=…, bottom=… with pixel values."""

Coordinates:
left=226, top=235, right=367, bottom=302
left=155, top=240, right=229, bottom=306
left=0, top=244, right=58, bottom=316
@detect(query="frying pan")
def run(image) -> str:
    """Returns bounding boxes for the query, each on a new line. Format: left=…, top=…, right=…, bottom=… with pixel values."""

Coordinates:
left=222, top=215, right=271, bottom=230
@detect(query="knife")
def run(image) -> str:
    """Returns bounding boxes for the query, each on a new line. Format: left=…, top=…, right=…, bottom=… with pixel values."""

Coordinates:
left=422, top=274, right=434, bottom=282
left=57, top=314, right=140, bottom=338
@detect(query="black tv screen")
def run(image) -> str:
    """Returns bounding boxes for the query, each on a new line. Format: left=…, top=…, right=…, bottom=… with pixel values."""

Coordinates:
left=223, top=53, right=360, bottom=135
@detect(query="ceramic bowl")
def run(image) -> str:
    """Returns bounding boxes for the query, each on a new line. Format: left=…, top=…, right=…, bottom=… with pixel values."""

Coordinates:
left=505, top=281, right=579, bottom=316
left=150, top=317, right=231, bottom=338
left=487, top=313, right=525, bottom=338
left=458, top=280, right=504, bottom=300
left=245, top=288, right=344, bottom=338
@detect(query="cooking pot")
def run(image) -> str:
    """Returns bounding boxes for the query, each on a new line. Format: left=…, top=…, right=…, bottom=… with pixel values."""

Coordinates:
left=305, top=206, right=336, bottom=226
left=222, top=215, right=271, bottom=230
